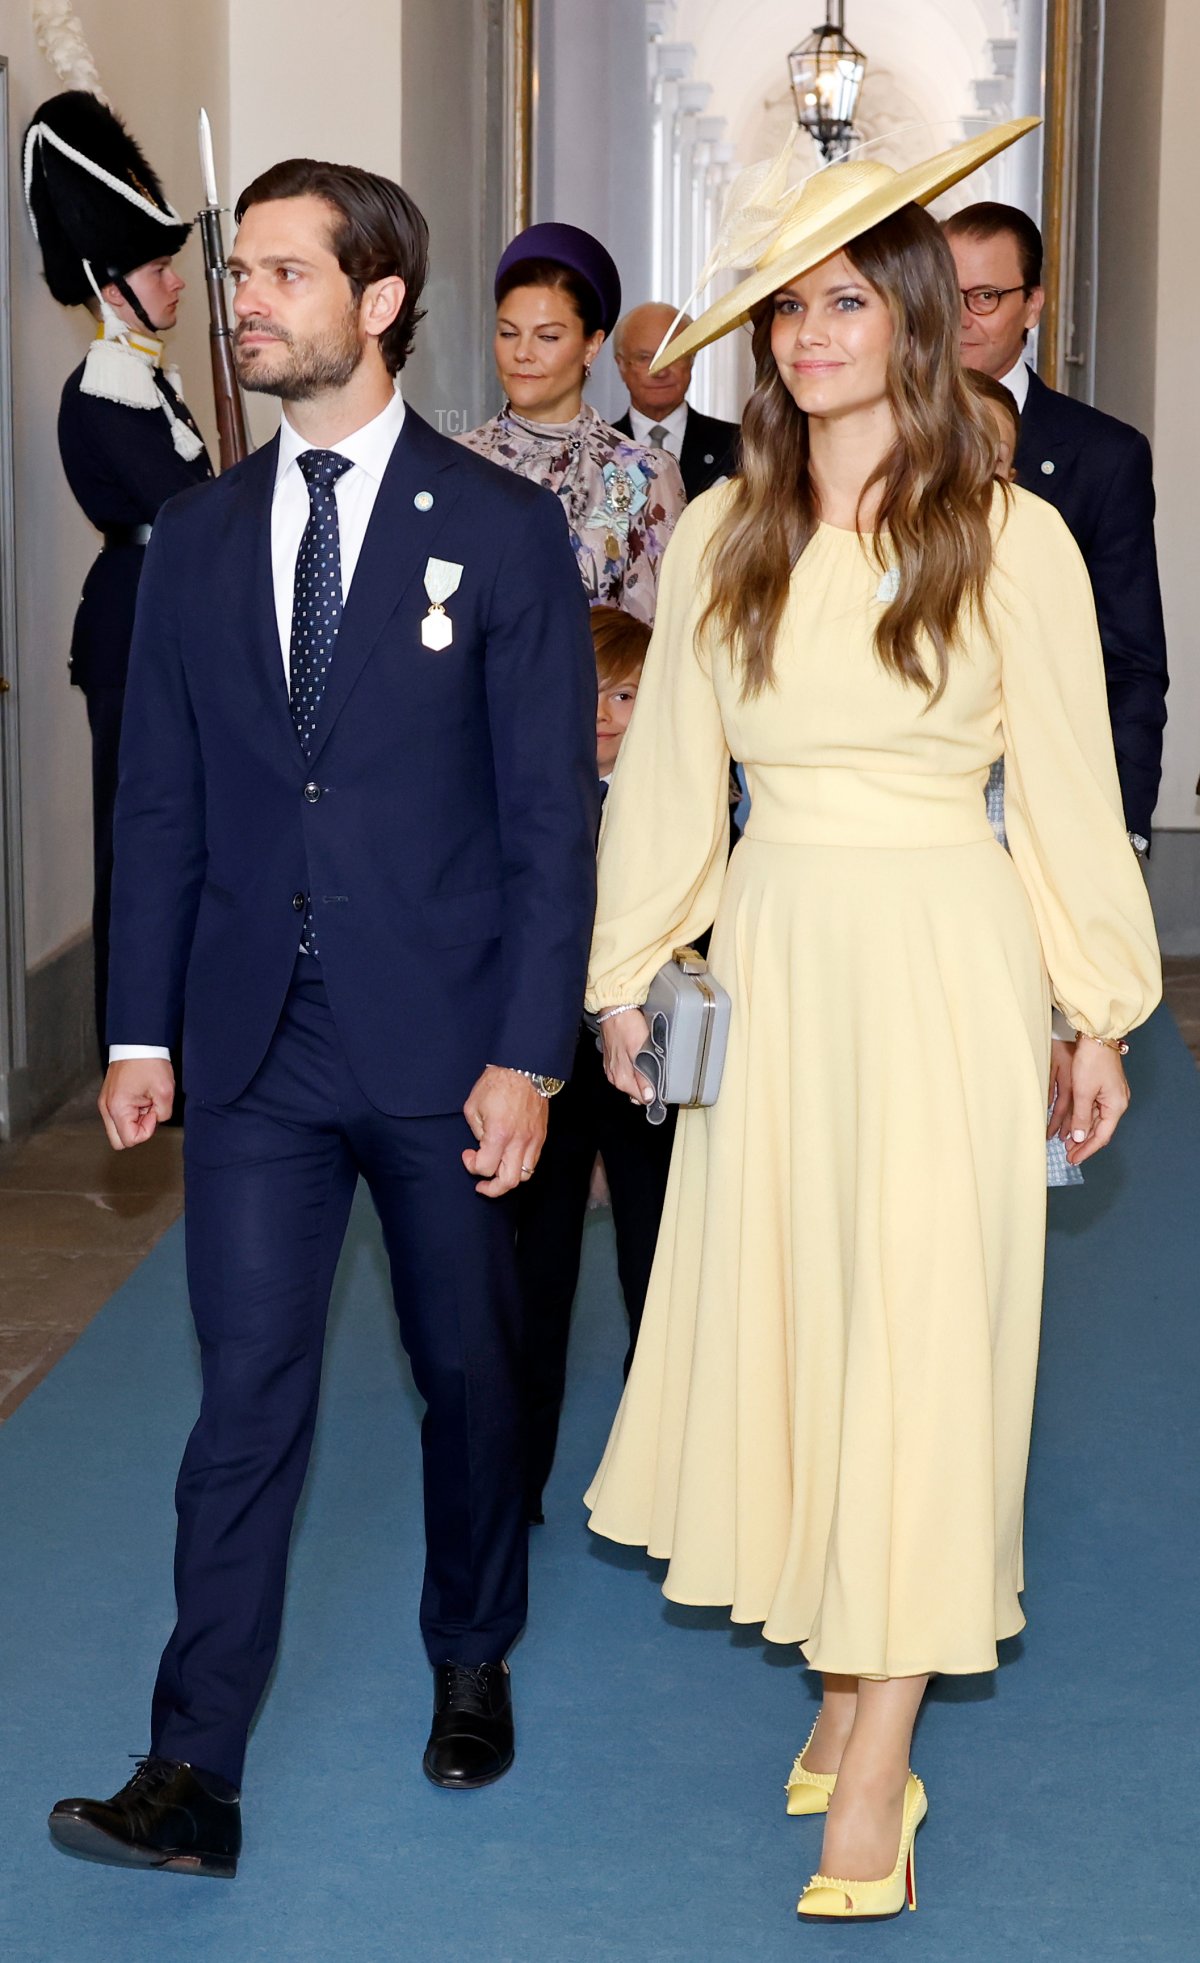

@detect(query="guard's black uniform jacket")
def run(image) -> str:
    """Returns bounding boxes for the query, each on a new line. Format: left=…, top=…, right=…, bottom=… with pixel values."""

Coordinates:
left=57, top=362, right=212, bottom=1058
left=58, top=362, right=213, bottom=689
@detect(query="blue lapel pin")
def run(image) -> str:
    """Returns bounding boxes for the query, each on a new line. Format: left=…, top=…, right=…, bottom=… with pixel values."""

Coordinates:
left=414, top=490, right=434, bottom=511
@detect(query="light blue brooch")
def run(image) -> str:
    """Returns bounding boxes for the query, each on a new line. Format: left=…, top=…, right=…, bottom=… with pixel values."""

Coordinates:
left=584, top=460, right=649, bottom=543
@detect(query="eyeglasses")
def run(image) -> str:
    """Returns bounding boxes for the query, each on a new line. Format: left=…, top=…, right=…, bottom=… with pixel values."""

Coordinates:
left=960, top=284, right=1030, bottom=317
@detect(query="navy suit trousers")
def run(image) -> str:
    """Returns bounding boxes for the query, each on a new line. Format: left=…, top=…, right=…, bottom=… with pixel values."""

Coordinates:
left=151, top=960, right=527, bottom=1786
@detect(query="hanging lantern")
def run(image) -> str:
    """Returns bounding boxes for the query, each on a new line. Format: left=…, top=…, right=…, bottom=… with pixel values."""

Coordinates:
left=789, top=2, right=867, bottom=163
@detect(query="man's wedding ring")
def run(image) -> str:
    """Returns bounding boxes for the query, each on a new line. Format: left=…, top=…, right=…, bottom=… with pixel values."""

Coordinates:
left=520, top=1164, right=534, bottom=1179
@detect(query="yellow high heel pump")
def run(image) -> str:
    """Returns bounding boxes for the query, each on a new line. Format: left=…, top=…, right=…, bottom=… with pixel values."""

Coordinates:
left=797, top=1772, right=927, bottom=1920
left=784, top=1718, right=838, bottom=1816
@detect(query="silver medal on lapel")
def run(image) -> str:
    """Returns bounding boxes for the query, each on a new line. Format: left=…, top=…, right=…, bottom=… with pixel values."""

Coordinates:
left=421, top=556, right=463, bottom=650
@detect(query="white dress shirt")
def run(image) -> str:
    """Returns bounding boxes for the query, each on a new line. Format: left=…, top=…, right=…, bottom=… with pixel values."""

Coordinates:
left=628, top=400, right=688, bottom=461
left=110, top=386, right=407, bottom=1064
left=272, top=385, right=406, bottom=679
left=997, top=358, right=1031, bottom=412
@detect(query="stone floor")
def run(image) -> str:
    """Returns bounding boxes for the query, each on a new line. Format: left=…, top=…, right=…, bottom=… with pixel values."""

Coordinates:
left=0, top=1083, right=183, bottom=1423
left=1, top=957, right=1198, bottom=1426
left=1163, top=956, right=1200, bottom=1066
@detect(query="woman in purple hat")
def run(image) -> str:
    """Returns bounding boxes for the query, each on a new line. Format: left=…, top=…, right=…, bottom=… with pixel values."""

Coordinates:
left=459, top=223, right=685, bottom=624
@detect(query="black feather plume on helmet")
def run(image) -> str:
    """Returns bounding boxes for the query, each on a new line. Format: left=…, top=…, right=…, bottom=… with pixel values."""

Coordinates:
left=24, top=90, right=192, bottom=307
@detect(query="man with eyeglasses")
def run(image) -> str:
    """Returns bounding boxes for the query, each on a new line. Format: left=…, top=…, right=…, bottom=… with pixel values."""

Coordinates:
left=944, top=202, right=1167, bottom=858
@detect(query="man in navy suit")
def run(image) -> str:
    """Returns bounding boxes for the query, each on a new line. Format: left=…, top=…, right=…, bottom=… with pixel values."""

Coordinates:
left=49, top=159, right=598, bottom=1876
left=612, top=301, right=739, bottom=499
left=945, top=203, right=1168, bottom=852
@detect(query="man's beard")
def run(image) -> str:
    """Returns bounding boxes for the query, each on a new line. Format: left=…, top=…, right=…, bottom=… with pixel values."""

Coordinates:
left=234, top=305, right=364, bottom=400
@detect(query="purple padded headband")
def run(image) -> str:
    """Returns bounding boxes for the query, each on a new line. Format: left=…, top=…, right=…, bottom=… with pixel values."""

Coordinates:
left=495, top=222, right=622, bottom=335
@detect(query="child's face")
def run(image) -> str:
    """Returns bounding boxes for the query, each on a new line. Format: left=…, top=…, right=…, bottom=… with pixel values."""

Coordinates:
left=596, top=670, right=641, bottom=773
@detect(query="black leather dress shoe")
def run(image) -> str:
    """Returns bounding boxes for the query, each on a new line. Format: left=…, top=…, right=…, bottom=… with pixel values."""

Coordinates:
left=423, top=1661, right=514, bottom=1789
left=48, top=1757, right=241, bottom=1877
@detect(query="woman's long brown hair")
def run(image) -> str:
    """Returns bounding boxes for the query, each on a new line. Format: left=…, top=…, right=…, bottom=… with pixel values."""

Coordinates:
left=699, top=203, right=1007, bottom=702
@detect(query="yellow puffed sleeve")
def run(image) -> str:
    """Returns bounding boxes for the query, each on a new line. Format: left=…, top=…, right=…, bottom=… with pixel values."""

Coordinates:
left=585, top=496, right=732, bottom=1011
left=993, top=488, right=1162, bottom=1040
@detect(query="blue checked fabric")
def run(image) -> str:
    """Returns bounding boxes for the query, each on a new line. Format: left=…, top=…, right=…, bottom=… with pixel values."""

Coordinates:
left=290, top=449, right=353, bottom=956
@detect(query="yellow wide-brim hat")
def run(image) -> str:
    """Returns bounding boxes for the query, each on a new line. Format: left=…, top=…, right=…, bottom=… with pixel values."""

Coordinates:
left=651, top=116, right=1040, bottom=372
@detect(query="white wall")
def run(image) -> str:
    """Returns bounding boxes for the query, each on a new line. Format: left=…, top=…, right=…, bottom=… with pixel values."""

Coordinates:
left=227, top=0, right=401, bottom=190
left=1151, top=0, right=1199, bottom=832
left=226, top=0, right=403, bottom=447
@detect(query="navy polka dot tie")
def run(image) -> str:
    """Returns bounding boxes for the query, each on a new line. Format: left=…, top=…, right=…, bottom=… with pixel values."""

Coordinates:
left=291, top=448, right=353, bottom=955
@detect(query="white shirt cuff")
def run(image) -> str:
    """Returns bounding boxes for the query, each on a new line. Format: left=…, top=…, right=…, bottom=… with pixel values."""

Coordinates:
left=1050, top=1009, right=1075, bottom=1044
left=108, top=1046, right=172, bottom=1062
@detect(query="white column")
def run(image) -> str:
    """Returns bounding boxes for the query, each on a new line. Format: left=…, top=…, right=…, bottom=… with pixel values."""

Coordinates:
left=670, top=80, right=712, bottom=309
left=713, top=153, right=749, bottom=426
left=684, top=117, right=726, bottom=414
left=652, top=44, right=695, bottom=302
left=1009, top=0, right=1047, bottom=220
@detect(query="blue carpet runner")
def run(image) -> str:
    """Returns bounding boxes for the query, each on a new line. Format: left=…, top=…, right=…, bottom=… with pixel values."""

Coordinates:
left=1, top=1006, right=1198, bottom=1960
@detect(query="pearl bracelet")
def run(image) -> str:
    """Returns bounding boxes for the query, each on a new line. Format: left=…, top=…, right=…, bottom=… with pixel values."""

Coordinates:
left=1087, top=1033, right=1130, bottom=1056
left=596, top=1002, right=643, bottom=1024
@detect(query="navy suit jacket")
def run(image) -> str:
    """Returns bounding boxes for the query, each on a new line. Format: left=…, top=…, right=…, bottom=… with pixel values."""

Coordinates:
left=108, top=406, right=599, bottom=1114
left=1015, top=368, right=1168, bottom=840
left=612, top=404, right=740, bottom=501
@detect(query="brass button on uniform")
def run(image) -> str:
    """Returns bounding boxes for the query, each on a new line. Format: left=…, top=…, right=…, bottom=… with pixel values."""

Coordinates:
left=303, top=781, right=322, bottom=803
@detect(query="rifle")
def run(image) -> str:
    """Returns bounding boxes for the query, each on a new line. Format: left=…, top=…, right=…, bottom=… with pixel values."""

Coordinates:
left=197, top=108, right=250, bottom=471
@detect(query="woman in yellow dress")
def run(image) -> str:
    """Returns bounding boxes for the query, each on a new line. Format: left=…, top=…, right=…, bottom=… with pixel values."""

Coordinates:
left=584, top=120, right=1161, bottom=1922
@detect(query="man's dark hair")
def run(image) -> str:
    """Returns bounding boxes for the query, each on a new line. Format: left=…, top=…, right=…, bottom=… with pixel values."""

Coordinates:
left=942, top=201, right=1043, bottom=291
left=234, top=158, right=429, bottom=373
left=495, top=257, right=603, bottom=339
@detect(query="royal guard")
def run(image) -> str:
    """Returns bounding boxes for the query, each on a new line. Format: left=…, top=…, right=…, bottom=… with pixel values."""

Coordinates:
left=24, top=87, right=213, bottom=1065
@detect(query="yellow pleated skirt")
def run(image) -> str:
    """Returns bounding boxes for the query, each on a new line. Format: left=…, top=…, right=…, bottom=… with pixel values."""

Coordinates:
left=585, top=775, right=1052, bottom=1677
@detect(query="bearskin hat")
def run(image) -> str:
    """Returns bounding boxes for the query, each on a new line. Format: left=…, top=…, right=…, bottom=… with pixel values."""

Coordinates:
left=24, top=90, right=192, bottom=306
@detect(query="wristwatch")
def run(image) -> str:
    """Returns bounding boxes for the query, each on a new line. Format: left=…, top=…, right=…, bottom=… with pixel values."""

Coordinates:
left=1127, top=830, right=1149, bottom=858
left=498, top=1067, right=565, bottom=1099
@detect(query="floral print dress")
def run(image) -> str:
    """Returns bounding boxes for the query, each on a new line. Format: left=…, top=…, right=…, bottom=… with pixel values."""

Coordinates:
left=458, top=402, right=686, bottom=624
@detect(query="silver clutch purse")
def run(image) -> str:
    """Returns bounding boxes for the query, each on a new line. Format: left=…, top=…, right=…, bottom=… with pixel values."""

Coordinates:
left=632, top=946, right=732, bottom=1127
